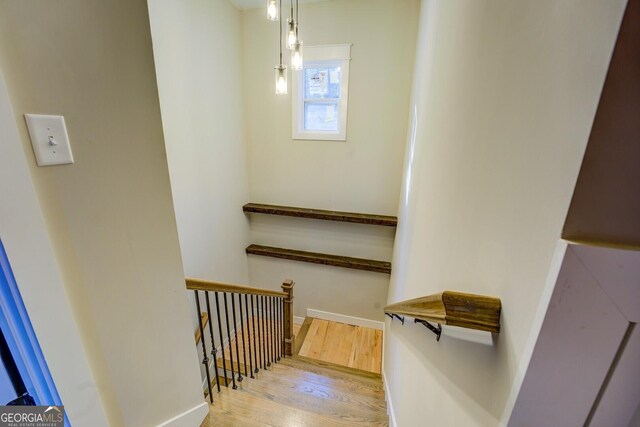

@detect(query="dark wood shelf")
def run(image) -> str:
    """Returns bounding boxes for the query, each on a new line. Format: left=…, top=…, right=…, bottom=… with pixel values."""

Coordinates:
left=246, top=244, right=391, bottom=274
left=243, top=203, right=398, bottom=227
left=385, top=291, right=502, bottom=333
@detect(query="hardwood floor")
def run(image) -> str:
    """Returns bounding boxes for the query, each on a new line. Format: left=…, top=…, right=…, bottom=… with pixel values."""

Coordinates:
left=201, top=316, right=388, bottom=426
left=298, top=319, right=383, bottom=374
left=200, top=355, right=388, bottom=427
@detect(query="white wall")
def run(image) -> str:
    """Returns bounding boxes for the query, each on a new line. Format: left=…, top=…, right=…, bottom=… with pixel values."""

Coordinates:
left=0, top=70, right=109, bottom=425
left=510, top=244, right=640, bottom=426
left=0, top=1, right=206, bottom=425
left=384, top=0, right=627, bottom=425
left=242, top=0, right=419, bottom=320
left=148, top=0, right=251, bottom=286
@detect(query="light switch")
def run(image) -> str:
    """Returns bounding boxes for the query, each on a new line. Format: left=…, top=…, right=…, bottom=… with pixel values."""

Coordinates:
left=24, top=114, right=74, bottom=166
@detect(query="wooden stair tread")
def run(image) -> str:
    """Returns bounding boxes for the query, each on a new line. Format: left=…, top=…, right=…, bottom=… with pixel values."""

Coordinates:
left=215, top=355, right=385, bottom=398
left=207, top=383, right=387, bottom=427
left=203, top=358, right=389, bottom=427
left=246, top=244, right=391, bottom=274
left=297, top=318, right=383, bottom=375
left=281, top=356, right=383, bottom=389
left=230, top=364, right=387, bottom=419
left=243, top=203, right=397, bottom=227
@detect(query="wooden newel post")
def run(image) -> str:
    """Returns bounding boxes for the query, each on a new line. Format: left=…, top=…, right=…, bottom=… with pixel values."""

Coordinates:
left=281, top=279, right=295, bottom=356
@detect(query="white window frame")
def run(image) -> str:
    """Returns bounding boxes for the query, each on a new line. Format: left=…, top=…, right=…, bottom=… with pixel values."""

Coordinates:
left=292, top=44, right=352, bottom=141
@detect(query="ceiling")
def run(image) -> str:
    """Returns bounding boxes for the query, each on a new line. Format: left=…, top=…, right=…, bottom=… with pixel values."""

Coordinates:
left=230, top=0, right=329, bottom=10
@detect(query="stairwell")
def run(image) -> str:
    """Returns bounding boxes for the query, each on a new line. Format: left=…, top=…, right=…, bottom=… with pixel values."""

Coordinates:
left=189, top=278, right=388, bottom=426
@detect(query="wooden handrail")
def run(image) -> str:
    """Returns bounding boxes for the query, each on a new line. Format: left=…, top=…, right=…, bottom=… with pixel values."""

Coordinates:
left=384, top=291, right=501, bottom=333
left=189, top=278, right=295, bottom=401
left=186, top=277, right=288, bottom=298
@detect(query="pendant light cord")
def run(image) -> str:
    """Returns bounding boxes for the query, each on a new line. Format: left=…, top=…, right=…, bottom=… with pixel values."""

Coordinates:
left=296, top=0, right=299, bottom=36
left=279, top=0, right=283, bottom=64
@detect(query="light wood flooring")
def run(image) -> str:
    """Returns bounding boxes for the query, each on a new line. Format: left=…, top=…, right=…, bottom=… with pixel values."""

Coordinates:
left=200, top=355, right=388, bottom=427
left=201, top=316, right=388, bottom=426
left=298, top=318, right=383, bottom=374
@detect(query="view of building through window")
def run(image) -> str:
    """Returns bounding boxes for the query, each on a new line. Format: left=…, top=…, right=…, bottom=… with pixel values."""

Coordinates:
left=303, top=65, right=341, bottom=131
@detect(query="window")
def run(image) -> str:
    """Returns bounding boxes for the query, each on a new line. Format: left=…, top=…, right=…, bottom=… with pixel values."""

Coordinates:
left=292, top=44, right=351, bottom=141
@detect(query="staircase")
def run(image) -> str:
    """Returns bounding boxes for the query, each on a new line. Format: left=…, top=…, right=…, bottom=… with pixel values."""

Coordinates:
left=201, top=355, right=388, bottom=426
left=186, top=277, right=388, bottom=426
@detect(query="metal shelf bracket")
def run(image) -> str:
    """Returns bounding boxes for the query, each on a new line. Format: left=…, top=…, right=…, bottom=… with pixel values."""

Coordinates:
left=414, top=319, right=442, bottom=341
left=385, top=312, right=405, bottom=325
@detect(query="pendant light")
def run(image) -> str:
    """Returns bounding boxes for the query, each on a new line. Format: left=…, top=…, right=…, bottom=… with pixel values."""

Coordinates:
left=286, top=0, right=297, bottom=49
left=291, top=40, right=303, bottom=70
left=275, top=0, right=287, bottom=94
left=266, top=0, right=278, bottom=21
left=291, top=0, right=303, bottom=71
left=290, top=0, right=303, bottom=71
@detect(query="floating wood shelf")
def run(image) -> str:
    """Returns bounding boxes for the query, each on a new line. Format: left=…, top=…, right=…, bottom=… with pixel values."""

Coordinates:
left=384, top=291, right=501, bottom=334
left=243, top=203, right=398, bottom=227
left=246, top=244, right=391, bottom=274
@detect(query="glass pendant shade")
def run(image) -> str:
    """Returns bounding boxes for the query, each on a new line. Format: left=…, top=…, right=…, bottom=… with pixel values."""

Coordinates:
left=266, top=0, right=278, bottom=20
left=275, top=65, right=288, bottom=94
left=286, top=19, right=297, bottom=49
left=291, top=41, right=303, bottom=70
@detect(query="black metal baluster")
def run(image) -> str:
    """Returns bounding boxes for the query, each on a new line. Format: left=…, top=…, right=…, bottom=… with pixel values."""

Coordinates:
left=261, top=296, right=269, bottom=368
left=223, top=293, right=238, bottom=389
left=264, top=296, right=271, bottom=366
left=194, top=291, right=213, bottom=403
left=239, top=295, right=248, bottom=378
left=256, top=294, right=264, bottom=370
left=269, top=297, right=275, bottom=363
left=251, top=295, right=260, bottom=373
left=244, top=294, right=255, bottom=378
left=205, top=292, right=221, bottom=393
left=231, top=294, right=243, bottom=383
left=273, top=297, right=278, bottom=362
left=214, top=292, right=228, bottom=387
left=276, top=297, right=281, bottom=361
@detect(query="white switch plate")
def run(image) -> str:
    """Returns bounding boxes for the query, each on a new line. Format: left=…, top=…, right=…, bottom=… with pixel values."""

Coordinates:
left=24, top=114, right=74, bottom=166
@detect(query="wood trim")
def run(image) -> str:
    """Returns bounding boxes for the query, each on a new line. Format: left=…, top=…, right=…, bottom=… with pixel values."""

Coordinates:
left=185, top=277, right=287, bottom=298
left=282, top=280, right=295, bottom=356
left=246, top=244, right=392, bottom=274
left=384, top=291, right=501, bottom=333
left=294, top=317, right=313, bottom=355
left=243, top=203, right=398, bottom=227
left=194, top=312, right=209, bottom=345
left=292, top=355, right=382, bottom=380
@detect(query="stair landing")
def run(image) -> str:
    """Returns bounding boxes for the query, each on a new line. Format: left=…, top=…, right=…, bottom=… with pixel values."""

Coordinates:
left=297, top=318, right=383, bottom=374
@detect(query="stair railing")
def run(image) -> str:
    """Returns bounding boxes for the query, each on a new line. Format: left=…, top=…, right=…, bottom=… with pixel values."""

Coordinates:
left=186, top=277, right=295, bottom=403
left=384, top=291, right=501, bottom=342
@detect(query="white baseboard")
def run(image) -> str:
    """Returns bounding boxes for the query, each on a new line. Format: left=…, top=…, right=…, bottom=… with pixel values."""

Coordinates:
left=156, top=401, right=208, bottom=427
left=382, top=369, right=397, bottom=427
left=306, top=308, right=384, bottom=330
left=293, top=316, right=305, bottom=325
